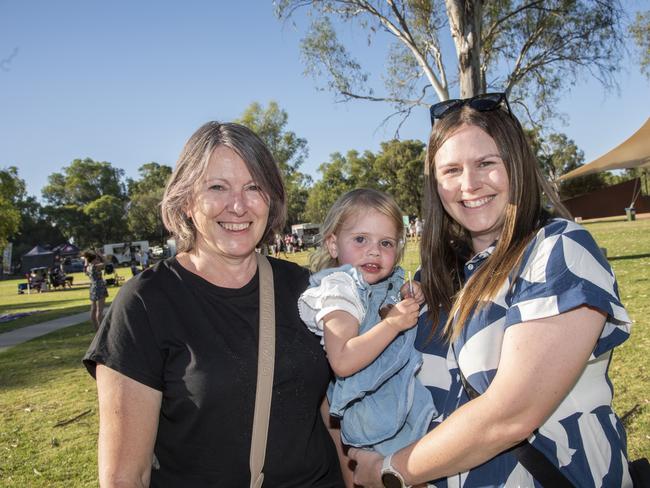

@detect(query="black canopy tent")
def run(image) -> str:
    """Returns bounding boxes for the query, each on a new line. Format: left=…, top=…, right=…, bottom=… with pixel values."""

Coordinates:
left=52, top=243, right=80, bottom=257
left=21, top=245, right=55, bottom=271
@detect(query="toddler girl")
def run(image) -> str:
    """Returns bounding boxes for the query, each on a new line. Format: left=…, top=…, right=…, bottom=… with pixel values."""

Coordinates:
left=299, top=188, right=435, bottom=455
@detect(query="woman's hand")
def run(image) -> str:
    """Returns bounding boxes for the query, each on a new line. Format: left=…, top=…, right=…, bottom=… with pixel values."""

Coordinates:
left=347, top=448, right=383, bottom=487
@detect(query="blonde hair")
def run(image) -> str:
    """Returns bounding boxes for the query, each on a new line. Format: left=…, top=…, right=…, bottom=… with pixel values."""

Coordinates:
left=420, top=105, right=570, bottom=341
left=309, top=188, right=406, bottom=273
left=161, top=122, right=286, bottom=253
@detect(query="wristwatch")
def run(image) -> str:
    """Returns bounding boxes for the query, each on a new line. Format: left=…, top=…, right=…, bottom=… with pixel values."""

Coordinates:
left=381, top=454, right=411, bottom=488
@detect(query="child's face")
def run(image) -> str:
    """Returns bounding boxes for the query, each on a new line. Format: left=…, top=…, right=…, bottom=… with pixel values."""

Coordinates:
left=326, top=208, right=399, bottom=285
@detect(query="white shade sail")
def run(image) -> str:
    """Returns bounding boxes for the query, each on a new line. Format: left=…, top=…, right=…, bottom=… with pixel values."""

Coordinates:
left=557, top=118, right=650, bottom=181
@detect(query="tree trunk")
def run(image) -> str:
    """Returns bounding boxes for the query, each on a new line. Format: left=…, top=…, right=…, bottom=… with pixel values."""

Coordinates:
left=446, top=0, right=483, bottom=98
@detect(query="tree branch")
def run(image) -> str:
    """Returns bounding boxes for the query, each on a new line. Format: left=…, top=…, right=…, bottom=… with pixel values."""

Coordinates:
left=0, top=47, right=19, bottom=72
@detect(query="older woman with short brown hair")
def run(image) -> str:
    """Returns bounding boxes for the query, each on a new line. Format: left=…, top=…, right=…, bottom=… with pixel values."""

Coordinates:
left=84, top=121, right=347, bottom=487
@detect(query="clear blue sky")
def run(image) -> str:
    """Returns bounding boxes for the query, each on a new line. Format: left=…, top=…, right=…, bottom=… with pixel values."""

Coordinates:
left=1, top=1, right=648, bottom=198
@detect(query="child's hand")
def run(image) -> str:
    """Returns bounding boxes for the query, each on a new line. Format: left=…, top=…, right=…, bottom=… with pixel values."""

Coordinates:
left=400, top=280, right=425, bottom=305
left=384, top=298, right=420, bottom=332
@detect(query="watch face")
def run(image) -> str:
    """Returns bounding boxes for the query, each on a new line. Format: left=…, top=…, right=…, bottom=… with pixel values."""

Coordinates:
left=381, top=472, right=403, bottom=488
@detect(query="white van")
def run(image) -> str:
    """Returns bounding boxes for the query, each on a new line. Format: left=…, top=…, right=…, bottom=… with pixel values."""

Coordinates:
left=290, top=223, right=321, bottom=248
left=103, top=241, right=149, bottom=266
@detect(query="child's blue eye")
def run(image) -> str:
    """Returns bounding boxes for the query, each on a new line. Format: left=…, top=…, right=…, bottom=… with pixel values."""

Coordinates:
left=353, top=236, right=366, bottom=244
left=380, top=240, right=395, bottom=248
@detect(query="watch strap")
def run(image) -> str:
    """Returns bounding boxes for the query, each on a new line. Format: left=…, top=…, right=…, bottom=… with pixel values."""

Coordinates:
left=381, top=454, right=411, bottom=488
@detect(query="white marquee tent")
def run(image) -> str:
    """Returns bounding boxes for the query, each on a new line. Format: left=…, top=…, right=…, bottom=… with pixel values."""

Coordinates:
left=558, top=117, right=650, bottom=181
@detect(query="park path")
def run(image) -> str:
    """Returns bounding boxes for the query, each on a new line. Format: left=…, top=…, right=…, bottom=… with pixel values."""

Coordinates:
left=0, top=311, right=91, bottom=353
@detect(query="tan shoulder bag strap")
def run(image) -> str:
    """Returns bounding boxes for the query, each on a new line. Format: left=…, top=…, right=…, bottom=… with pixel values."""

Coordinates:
left=250, top=253, right=275, bottom=488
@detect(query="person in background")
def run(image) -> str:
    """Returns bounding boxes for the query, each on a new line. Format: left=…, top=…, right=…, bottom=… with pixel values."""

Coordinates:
left=274, top=233, right=287, bottom=258
left=414, top=217, right=423, bottom=241
left=349, top=93, right=632, bottom=487
left=83, top=121, right=347, bottom=487
left=299, top=188, right=433, bottom=456
left=142, top=249, right=152, bottom=268
left=82, top=249, right=108, bottom=331
left=129, top=258, right=140, bottom=277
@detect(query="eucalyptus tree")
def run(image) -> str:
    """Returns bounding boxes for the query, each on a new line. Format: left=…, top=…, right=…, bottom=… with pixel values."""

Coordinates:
left=275, top=0, right=625, bottom=125
left=630, top=10, right=650, bottom=79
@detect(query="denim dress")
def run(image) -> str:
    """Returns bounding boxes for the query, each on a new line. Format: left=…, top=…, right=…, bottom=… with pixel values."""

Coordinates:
left=299, top=264, right=435, bottom=455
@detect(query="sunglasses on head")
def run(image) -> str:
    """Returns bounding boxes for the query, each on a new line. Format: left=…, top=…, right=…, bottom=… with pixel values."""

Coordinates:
left=429, top=92, right=512, bottom=125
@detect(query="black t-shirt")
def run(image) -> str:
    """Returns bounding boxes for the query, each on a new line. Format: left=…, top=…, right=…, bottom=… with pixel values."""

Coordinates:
left=84, top=257, right=343, bottom=487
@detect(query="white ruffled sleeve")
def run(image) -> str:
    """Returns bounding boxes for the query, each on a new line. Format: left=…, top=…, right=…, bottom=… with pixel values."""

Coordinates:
left=298, top=271, right=366, bottom=345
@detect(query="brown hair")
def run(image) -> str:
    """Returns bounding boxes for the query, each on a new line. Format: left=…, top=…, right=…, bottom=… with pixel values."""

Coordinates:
left=421, top=105, right=570, bottom=341
left=309, top=188, right=406, bottom=272
left=161, top=122, right=286, bottom=253
left=82, top=250, right=97, bottom=262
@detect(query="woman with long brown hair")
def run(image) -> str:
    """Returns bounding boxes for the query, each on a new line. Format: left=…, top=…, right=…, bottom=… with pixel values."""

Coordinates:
left=349, top=94, right=632, bottom=487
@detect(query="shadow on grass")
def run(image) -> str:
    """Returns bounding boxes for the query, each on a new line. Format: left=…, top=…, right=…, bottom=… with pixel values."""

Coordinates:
left=608, top=253, right=650, bottom=262
left=1, top=298, right=90, bottom=313
left=0, top=305, right=92, bottom=335
left=0, top=323, right=95, bottom=390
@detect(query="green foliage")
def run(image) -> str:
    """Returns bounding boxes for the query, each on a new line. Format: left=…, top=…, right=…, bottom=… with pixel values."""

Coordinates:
left=0, top=170, right=20, bottom=248
left=630, top=10, right=650, bottom=79
left=127, top=191, right=166, bottom=245
left=275, top=0, right=626, bottom=123
left=300, top=16, right=370, bottom=99
left=0, top=167, right=24, bottom=248
left=0, top=166, right=26, bottom=203
left=9, top=195, right=66, bottom=269
left=42, top=158, right=125, bottom=208
left=0, top=196, right=20, bottom=250
left=126, top=162, right=172, bottom=197
left=303, top=150, right=378, bottom=223
left=41, top=205, right=90, bottom=249
left=528, top=129, right=607, bottom=199
left=303, top=140, right=425, bottom=223
left=83, top=195, right=128, bottom=245
left=126, top=163, right=172, bottom=245
left=41, top=159, right=127, bottom=248
left=235, top=102, right=312, bottom=227
left=374, top=139, right=425, bottom=216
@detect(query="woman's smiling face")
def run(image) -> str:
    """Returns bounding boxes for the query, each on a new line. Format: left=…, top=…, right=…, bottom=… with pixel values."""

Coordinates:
left=434, top=124, right=510, bottom=252
left=187, top=145, right=269, bottom=261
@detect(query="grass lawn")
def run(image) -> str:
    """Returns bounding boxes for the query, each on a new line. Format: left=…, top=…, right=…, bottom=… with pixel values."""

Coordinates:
left=0, top=220, right=648, bottom=486
left=0, top=271, right=129, bottom=334
left=582, top=217, right=650, bottom=462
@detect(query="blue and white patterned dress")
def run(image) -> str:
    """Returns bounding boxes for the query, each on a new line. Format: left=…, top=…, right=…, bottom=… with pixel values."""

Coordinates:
left=415, top=218, right=632, bottom=487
